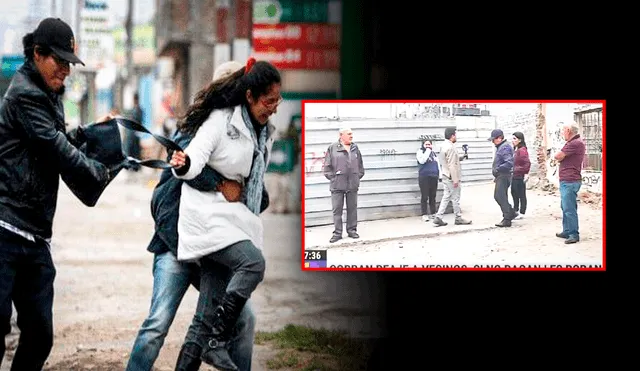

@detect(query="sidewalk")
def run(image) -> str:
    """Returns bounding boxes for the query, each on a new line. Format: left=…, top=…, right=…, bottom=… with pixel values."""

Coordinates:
left=305, top=182, right=504, bottom=249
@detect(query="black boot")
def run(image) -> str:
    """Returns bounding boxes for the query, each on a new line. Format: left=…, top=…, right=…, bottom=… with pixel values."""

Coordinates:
left=201, top=292, right=248, bottom=371
left=495, top=219, right=512, bottom=227
left=175, top=342, right=202, bottom=371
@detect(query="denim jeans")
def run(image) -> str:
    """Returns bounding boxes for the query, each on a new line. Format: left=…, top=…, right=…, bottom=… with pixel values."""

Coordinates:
left=126, top=251, right=256, bottom=371
left=560, top=181, right=581, bottom=238
left=0, top=227, right=56, bottom=371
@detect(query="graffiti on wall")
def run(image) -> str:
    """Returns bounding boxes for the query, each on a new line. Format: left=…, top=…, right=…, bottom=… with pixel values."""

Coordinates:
left=549, top=127, right=564, bottom=150
left=581, top=171, right=602, bottom=193
left=380, top=148, right=397, bottom=160
left=417, top=134, right=444, bottom=142
left=497, top=108, right=538, bottom=173
left=396, top=103, right=449, bottom=119
left=304, top=151, right=326, bottom=177
left=546, top=148, right=560, bottom=177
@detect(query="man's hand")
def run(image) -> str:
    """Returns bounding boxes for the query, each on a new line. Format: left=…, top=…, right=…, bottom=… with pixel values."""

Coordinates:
left=170, top=150, right=187, bottom=168
left=95, top=114, right=114, bottom=123
left=454, top=182, right=459, bottom=188
left=524, top=174, right=529, bottom=183
left=216, top=180, right=243, bottom=202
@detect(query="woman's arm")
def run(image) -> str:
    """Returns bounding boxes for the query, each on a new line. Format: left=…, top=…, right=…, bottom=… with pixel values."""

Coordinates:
left=172, top=113, right=222, bottom=181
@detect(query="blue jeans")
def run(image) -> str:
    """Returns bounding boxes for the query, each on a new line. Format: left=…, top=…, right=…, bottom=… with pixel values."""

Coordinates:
left=560, top=181, right=581, bottom=238
left=126, top=251, right=255, bottom=371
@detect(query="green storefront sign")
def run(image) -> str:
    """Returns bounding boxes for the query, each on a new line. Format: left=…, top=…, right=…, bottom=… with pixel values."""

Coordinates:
left=267, top=138, right=297, bottom=174
left=254, top=0, right=330, bottom=24
left=266, top=112, right=302, bottom=174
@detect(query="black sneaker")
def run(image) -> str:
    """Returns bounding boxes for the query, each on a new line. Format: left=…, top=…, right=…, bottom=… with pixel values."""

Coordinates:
left=495, top=219, right=512, bottom=227
left=455, top=218, right=472, bottom=225
left=565, top=236, right=580, bottom=244
left=555, top=232, right=568, bottom=239
left=348, top=232, right=360, bottom=239
left=329, top=235, right=342, bottom=243
left=433, top=217, right=448, bottom=227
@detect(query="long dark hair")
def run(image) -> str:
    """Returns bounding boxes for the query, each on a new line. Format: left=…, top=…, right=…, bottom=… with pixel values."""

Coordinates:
left=178, top=60, right=281, bottom=136
left=22, top=32, right=53, bottom=61
left=513, top=131, right=526, bottom=149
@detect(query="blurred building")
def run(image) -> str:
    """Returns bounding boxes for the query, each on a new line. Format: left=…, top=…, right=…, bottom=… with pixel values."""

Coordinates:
left=24, top=0, right=49, bottom=34
left=155, top=0, right=341, bottom=128
left=154, top=0, right=344, bottom=211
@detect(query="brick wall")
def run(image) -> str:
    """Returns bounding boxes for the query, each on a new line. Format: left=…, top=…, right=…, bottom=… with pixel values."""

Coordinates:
left=496, top=107, right=539, bottom=173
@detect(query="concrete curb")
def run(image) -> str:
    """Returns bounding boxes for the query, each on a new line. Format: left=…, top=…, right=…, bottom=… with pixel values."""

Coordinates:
left=309, top=224, right=503, bottom=250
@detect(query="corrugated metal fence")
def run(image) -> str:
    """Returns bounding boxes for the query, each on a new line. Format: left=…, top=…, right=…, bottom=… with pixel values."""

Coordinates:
left=304, top=117, right=496, bottom=227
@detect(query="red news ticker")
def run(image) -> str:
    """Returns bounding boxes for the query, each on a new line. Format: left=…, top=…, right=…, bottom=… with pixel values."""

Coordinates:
left=251, top=46, right=340, bottom=70
left=252, top=23, right=341, bottom=48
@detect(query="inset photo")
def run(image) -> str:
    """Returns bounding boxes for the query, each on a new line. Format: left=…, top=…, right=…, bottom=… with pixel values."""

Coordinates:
left=302, top=101, right=605, bottom=270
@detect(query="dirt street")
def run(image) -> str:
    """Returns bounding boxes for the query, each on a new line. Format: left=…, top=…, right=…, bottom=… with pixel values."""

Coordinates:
left=313, top=184, right=604, bottom=268
left=1, top=172, right=383, bottom=371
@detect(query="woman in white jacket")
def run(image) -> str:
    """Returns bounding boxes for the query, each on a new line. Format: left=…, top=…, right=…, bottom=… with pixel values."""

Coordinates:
left=169, top=58, right=281, bottom=371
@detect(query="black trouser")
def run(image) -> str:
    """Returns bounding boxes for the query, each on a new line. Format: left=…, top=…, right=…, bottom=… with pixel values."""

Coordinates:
left=331, top=190, right=358, bottom=236
left=418, top=176, right=438, bottom=215
left=511, top=177, right=527, bottom=214
left=0, top=227, right=56, bottom=371
left=182, top=249, right=257, bottom=371
left=494, top=175, right=515, bottom=220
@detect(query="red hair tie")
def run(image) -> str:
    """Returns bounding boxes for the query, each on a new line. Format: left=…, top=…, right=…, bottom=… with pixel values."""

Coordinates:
left=245, top=57, right=256, bottom=74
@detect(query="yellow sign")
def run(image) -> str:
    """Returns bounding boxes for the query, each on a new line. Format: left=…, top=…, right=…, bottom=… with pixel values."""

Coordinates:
left=112, top=24, right=156, bottom=66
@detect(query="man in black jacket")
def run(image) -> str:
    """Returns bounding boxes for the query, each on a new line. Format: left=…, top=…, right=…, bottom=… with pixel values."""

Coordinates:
left=0, top=18, right=112, bottom=370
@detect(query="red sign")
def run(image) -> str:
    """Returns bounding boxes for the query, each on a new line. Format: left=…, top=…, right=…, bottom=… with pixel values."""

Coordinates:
left=235, top=0, right=252, bottom=39
left=252, top=23, right=340, bottom=48
left=216, top=6, right=229, bottom=43
left=252, top=46, right=340, bottom=70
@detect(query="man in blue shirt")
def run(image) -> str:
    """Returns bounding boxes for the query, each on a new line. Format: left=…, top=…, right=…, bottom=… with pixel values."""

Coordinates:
left=489, top=129, right=517, bottom=227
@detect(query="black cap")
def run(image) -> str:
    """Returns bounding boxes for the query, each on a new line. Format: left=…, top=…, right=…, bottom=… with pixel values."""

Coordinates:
left=488, top=129, right=504, bottom=141
left=32, top=18, right=84, bottom=66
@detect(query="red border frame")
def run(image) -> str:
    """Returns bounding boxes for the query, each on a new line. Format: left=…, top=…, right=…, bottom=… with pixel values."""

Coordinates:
left=300, top=100, right=606, bottom=272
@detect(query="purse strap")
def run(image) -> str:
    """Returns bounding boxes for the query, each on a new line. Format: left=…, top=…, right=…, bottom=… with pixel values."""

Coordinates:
left=114, top=117, right=184, bottom=169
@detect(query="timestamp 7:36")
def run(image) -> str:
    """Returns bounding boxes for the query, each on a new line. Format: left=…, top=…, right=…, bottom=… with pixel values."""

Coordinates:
left=304, top=250, right=326, bottom=261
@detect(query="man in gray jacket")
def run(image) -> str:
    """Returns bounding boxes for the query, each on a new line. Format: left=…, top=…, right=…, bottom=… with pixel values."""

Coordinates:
left=323, top=127, right=365, bottom=243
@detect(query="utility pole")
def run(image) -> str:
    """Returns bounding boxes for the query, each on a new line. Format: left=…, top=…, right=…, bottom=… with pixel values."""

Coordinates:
left=75, top=0, right=82, bottom=39
left=51, top=0, right=56, bottom=17
left=125, top=0, right=134, bottom=88
left=118, top=0, right=134, bottom=112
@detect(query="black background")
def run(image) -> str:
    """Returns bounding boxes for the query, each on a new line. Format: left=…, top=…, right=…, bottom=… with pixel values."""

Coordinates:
left=330, top=1, right=610, bottom=369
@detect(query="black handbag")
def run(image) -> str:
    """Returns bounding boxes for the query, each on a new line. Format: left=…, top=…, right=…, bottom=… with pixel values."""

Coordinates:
left=63, top=117, right=183, bottom=207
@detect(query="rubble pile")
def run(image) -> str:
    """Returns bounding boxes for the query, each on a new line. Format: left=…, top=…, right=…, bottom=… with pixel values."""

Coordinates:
left=578, top=190, right=603, bottom=209
left=525, top=176, right=557, bottom=193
